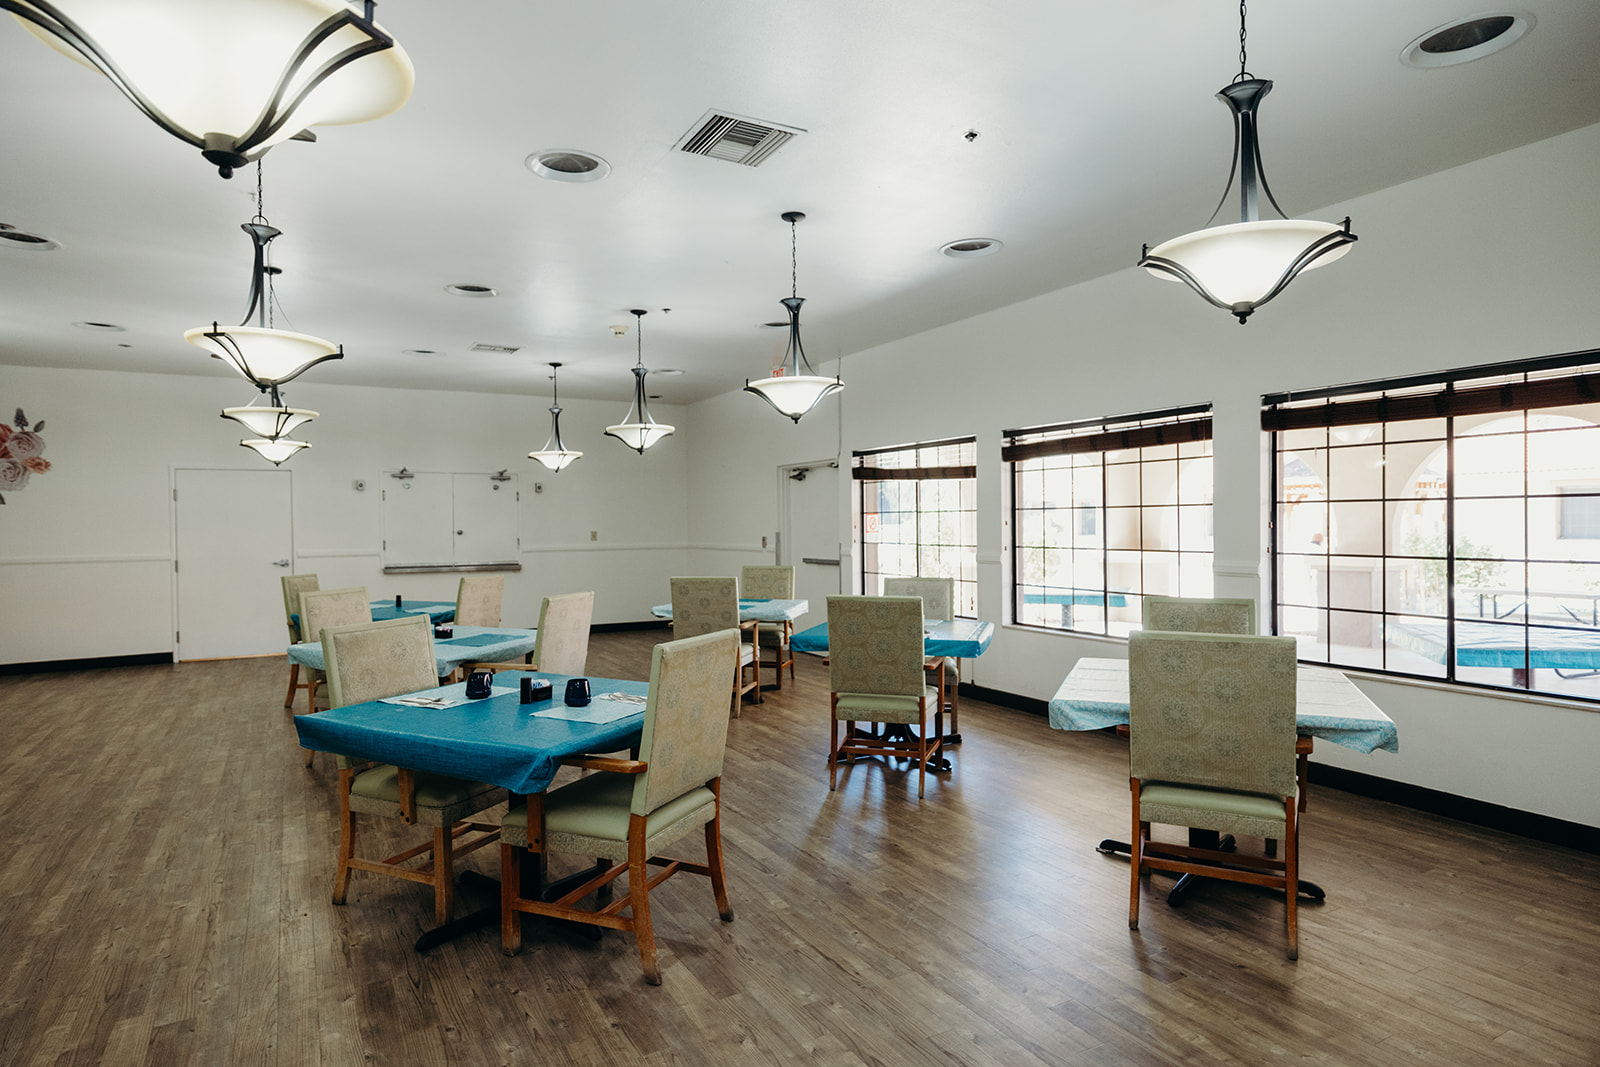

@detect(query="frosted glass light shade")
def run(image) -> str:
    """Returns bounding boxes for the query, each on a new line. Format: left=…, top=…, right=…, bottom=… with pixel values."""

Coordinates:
left=14, top=0, right=413, bottom=174
left=744, top=373, right=844, bottom=423
left=603, top=422, right=675, bottom=454
left=240, top=437, right=309, bottom=464
left=221, top=401, right=316, bottom=438
left=528, top=448, right=581, bottom=471
left=185, top=324, right=341, bottom=387
left=1141, top=219, right=1354, bottom=322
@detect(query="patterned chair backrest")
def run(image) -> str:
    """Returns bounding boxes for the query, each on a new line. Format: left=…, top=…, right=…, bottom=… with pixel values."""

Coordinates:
left=282, top=573, right=320, bottom=641
left=1141, top=596, right=1256, bottom=635
left=322, top=616, right=438, bottom=708
left=533, top=591, right=595, bottom=675
left=740, top=565, right=794, bottom=600
left=300, top=587, right=371, bottom=645
left=826, top=595, right=926, bottom=697
left=669, top=577, right=741, bottom=640
left=1127, top=630, right=1298, bottom=797
left=631, top=630, right=739, bottom=817
left=882, top=576, right=954, bottom=622
left=455, top=574, right=505, bottom=627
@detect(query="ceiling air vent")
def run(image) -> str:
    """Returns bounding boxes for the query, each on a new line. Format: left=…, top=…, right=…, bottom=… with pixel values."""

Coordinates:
left=469, top=343, right=521, bottom=354
left=675, top=110, right=804, bottom=167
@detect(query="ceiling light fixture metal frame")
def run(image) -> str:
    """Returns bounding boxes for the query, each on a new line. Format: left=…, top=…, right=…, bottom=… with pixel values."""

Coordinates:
left=604, top=309, right=675, bottom=454
left=528, top=361, right=583, bottom=471
left=1138, top=1, right=1356, bottom=323
left=744, top=210, right=843, bottom=422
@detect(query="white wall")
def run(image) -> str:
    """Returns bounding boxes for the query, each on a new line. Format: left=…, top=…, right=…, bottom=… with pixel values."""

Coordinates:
left=0, top=365, right=691, bottom=662
left=682, top=122, right=1600, bottom=827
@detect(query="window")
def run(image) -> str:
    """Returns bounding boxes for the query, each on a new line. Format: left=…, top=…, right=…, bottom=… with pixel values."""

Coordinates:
left=855, top=437, right=977, bottom=616
left=1005, top=405, right=1214, bottom=636
left=1264, top=351, right=1600, bottom=702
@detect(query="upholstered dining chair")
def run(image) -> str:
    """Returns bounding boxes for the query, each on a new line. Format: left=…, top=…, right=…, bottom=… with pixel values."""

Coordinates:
left=1127, top=629, right=1303, bottom=959
left=1141, top=595, right=1256, bottom=635
left=826, top=595, right=944, bottom=798
left=321, top=615, right=503, bottom=926
left=471, top=590, right=595, bottom=676
left=669, top=577, right=758, bottom=712
left=297, top=587, right=372, bottom=759
left=454, top=574, right=505, bottom=627
left=498, top=629, right=739, bottom=984
left=741, top=564, right=797, bottom=687
left=281, top=573, right=319, bottom=714
left=882, top=575, right=963, bottom=736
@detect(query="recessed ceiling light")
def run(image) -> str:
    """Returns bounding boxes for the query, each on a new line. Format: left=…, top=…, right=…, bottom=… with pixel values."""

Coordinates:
left=445, top=283, right=497, bottom=297
left=654, top=368, right=685, bottom=377
left=525, top=149, right=611, bottom=183
left=72, top=321, right=126, bottom=332
left=940, top=237, right=1004, bottom=258
left=1402, top=13, right=1533, bottom=68
left=760, top=321, right=788, bottom=329
left=403, top=348, right=441, bottom=356
left=0, top=223, right=59, bottom=251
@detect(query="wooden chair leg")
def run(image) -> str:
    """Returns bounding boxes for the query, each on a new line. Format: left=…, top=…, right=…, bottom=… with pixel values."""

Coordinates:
left=500, top=842, right=522, bottom=955
left=828, top=704, right=840, bottom=792
left=628, top=817, right=661, bottom=985
left=433, top=826, right=455, bottom=926
left=1128, top=780, right=1142, bottom=930
left=1285, top=800, right=1299, bottom=961
left=333, top=772, right=356, bottom=905
left=284, top=662, right=300, bottom=710
left=916, top=700, right=928, bottom=799
left=705, top=780, right=733, bottom=921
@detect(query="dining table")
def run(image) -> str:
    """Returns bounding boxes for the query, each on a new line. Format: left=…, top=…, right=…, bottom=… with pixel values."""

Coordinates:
left=1050, top=656, right=1398, bottom=904
left=291, top=598, right=457, bottom=629
left=295, top=669, right=649, bottom=950
left=287, top=625, right=538, bottom=682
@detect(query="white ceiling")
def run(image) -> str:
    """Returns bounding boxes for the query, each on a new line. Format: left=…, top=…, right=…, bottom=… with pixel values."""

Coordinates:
left=2, top=1, right=1598, bottom=405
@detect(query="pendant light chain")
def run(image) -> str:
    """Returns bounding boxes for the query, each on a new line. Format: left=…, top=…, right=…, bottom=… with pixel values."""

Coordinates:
left=791, top=215, right=799, bottom=299
left=635, top=310, right=644, bottom=367
left=1235, top=0, right=1251, bottom=83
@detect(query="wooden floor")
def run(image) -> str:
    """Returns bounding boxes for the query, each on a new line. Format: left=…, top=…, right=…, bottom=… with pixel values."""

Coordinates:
left=2, top=630, right=1597, bottom=1066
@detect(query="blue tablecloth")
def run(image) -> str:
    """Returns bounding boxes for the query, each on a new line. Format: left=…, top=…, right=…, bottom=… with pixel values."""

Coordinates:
left=294, top=672, right=647, bottom=794
left=650, top=598, right=810, bottom=624
left=1387, top=619, right=1600, bottom=670
left=292, top=599, right=456, bottom=629
left=790, top=618, right=995, bottom=659
left=287, top=625, right=538, bottom=678
left=1049, top=657, right=1399, bottom=754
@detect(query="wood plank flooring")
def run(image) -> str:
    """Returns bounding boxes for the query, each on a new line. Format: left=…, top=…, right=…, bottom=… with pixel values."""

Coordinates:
left=2, top=630, right=1597, bottom=1066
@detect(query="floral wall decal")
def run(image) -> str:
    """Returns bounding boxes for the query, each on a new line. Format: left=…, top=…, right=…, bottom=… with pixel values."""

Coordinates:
left=0, top=408, right=50, bottom=505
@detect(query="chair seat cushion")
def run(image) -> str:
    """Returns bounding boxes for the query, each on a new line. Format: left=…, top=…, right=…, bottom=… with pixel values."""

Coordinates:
left=349, top=764, right=503, bottom=825
left=834, top=688, right=938, bottom=724
left=502, top=775, right=717, bottom=858
left=738, top=643, right=755, bottom=666
left=1139, top=781, right=1292, bottom=839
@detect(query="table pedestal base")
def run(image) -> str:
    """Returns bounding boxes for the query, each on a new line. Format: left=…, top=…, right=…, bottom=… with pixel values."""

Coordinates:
left=837, top=725, right=952, bottom=771
left=413, top=860, right=612, bottom=952
left=1096, top=836, right=1326, bottom=906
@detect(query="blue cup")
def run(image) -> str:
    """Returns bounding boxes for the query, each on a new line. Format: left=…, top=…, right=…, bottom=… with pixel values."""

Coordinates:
left=564, top=678, right=591, bottom=707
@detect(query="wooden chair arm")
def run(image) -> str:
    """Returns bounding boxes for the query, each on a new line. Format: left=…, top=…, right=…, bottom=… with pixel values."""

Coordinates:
left=559, top=756, right=647, bottom=774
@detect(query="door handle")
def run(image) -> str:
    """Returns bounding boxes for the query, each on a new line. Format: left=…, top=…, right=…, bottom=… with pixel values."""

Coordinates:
left=273, top=559, right=290, bottom=567
left=456, top=529, right=464, bottom=535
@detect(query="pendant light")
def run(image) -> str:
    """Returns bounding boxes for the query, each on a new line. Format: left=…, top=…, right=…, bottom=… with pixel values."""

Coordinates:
left=604, top=309, right=675, bottom=454
left=3, top=0, right=414, bottom=178
left=185, top=163, right=344, bottom=388
left=745, top=211, right=843, bottom=422
left=1139, top=1, right=1356, bottom=323
left=221, top=383, right=317, bottom=439
left=240, top=436, right=311, bottom=465
left=528, top=362, right=582, bottom=471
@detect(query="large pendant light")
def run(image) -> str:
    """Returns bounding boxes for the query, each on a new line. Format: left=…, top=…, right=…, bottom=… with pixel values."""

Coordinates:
left=184, top=164, right=344, bottom=388
left=1139, top=1, right=1356, bottom=323
left=604, top=309, right=675, bottom=454
left=745, top=210, right=843, bottom=422
left=2, top=0, right=414, bottom=178
left=528, top=361, right=582, bottom=471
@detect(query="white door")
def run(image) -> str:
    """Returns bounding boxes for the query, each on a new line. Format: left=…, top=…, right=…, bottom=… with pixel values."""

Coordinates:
left=453, top=472, right=519, bottom=564
left=781, top=462, right=841, bottom=627
left=174, top=468, right=294, bottom=660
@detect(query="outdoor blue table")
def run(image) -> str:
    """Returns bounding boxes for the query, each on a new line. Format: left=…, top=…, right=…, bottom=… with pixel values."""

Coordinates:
left=1387, top=618, right=1600, bottom=673
left=1022, top=589, right=1129, bottom=608
left=292, top=599, right=456, bottom=629
left=294, top=671, right=647, bottom=796
left=287, top=625, right=537, bottom=680
left=790, top=617, right=995, bottom=659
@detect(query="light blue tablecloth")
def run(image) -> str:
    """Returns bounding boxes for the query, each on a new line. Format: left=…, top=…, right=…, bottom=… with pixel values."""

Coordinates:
left=789, top=618, right=995, bottom=659
left=292, top=599, right=456, bottom=629
left=294, top=672, right=647, bottom=794
left=650, top=598, right=810, bottom=624
left=287, top=625, right=537, bottom=679
left=1048, top=656, right=1399, bottom=754
left=1386, top=619, right=1600, bottom=670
